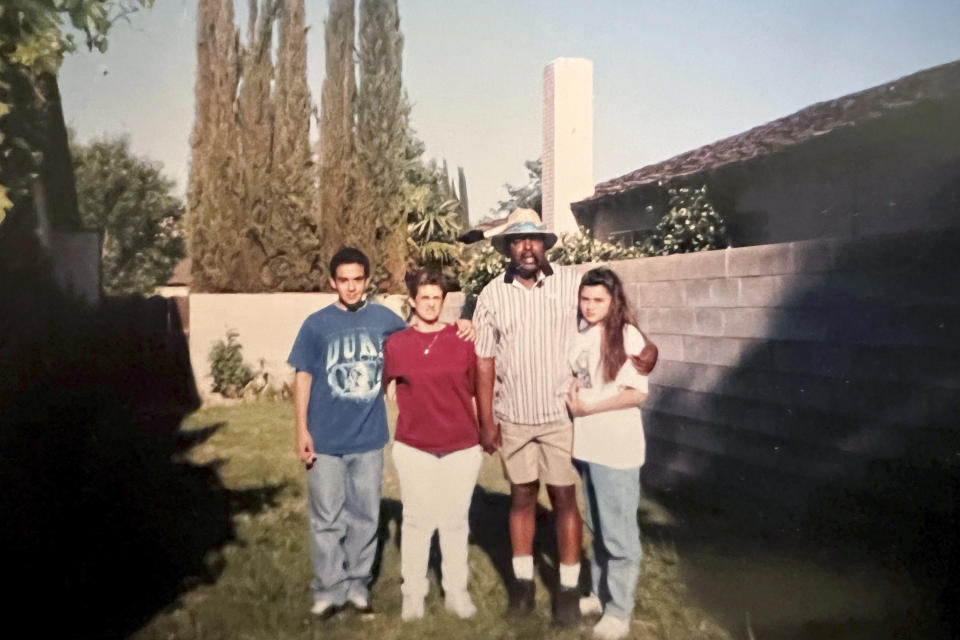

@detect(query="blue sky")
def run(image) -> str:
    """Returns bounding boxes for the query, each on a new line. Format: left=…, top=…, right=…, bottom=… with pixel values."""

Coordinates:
left=59, top=0, right=960, bottom=223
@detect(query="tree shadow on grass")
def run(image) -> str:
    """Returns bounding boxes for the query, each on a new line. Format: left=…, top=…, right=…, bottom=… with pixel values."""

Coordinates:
left=375, top=485, right=568, bottom=599
left=0, top=225, right=284, bottom=638
left=637, top=482, right=954, bottom=640
left=0, top=399, right=287, bottom=639
left=466, top=486, right=572, bottom=595
left=640, top=230, right=960, bottom=640
left=372, top=497, right=403, bottom=588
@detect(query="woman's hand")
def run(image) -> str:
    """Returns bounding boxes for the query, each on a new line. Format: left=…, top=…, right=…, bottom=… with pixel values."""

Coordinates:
left=479, top=421, right=501, bottom=454
left=565, top=380, right=591, bottom=417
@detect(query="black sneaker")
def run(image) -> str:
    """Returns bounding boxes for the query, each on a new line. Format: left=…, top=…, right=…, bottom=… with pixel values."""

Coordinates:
left=506, top=578, right=536, bottom=618
left=552, top=586, right=581, bottom=627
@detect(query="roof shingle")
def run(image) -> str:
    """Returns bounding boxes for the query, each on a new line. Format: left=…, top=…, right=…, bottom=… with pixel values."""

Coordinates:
left=574, top=60, right=960, bottom=208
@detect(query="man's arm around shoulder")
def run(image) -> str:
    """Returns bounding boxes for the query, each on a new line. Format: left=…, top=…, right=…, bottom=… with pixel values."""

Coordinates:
left=629, top=329, right=658, bottom=375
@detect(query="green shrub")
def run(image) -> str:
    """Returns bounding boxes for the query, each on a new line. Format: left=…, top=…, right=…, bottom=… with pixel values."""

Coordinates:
left=208, top=330, right=253, bottom=396
left=547, top=225, right=647, bottom=265
left=459, top=184, right=727, bottom=311
left=458, top=226, right=644, bottom=313
left=459, top=243, right=506, bottom=303
left=645, top=184, right=727, bottom=255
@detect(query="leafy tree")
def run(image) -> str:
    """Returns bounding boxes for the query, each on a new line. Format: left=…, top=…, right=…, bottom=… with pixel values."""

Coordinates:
left=0, top=0, right=152, bottom=225
left=356, top=0, right=408, bottom=292
left=645, top=184, right=728, bottom=255
left=72, top=135, right=185, bottom=295
left=492, top=158, right=542, bottom=218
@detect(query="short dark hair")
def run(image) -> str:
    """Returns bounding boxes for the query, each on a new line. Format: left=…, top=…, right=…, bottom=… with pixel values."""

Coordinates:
left=405, top=268, right=448, bottom=298
left=329, top=247, right=370, bottom=279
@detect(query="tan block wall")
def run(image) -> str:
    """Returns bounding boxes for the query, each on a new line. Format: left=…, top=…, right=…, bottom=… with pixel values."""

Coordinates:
left=612, top=232, right=960, bottom=512
left=188, top=292, right=464, bottom=402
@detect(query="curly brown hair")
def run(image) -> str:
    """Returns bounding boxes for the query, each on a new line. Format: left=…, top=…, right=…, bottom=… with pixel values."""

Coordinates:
left=405, top=268, right=448, bottom=299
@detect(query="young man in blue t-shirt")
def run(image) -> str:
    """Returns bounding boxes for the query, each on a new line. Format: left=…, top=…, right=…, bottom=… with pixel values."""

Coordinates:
left=288, top=247, right=406, bottom=619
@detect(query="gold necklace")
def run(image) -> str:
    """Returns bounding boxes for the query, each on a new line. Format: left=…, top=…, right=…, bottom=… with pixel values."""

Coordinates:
left=423, top=331, right=442, bottom=355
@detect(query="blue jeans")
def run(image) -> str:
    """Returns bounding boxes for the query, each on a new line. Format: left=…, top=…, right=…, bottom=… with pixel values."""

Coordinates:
left=306, top=448, right=384, bottom=605
left=578, top=461, right=642, bottom=622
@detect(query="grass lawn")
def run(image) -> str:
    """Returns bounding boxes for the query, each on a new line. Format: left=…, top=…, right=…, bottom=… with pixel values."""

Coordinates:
left=131, top=400, right=732, bottom=640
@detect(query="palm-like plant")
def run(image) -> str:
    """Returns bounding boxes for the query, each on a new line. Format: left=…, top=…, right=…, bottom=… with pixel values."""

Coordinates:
left=404, top=166, right=464, bottom=276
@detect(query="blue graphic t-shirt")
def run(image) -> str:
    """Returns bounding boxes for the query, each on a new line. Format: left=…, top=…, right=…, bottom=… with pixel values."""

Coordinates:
left=287, top=302, right=406, bottom=454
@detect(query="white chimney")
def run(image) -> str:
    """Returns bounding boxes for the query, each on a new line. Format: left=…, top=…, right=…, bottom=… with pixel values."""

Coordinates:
left=542, top=58, right=594, bottom=236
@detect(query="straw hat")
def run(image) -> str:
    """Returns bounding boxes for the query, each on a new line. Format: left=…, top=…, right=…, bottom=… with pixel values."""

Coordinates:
left=474, top=208, right=558, bottom=255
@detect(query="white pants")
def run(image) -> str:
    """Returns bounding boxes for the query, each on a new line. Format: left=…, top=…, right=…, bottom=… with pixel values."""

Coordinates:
left=391, top=441, right=483, bottom=599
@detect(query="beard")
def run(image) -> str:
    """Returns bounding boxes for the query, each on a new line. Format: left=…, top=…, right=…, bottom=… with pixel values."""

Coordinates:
left=510, top=254, right=548, bottom=280
left=513, top=262, right=539, bottom=279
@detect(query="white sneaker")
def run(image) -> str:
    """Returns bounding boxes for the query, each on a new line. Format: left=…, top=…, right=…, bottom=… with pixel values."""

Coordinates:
left=346, top=593, right=375, bottom=618
left=310, top=598, right=337, bottom=618
left=592, top=613, right=630, bottom=640
left=580, top=593, right=603, bottom=616
left=401, top=596, right=424, bottom=621
left=445, top=591, right=477, bottom=618
left=347, top=593, right=367, bottom=608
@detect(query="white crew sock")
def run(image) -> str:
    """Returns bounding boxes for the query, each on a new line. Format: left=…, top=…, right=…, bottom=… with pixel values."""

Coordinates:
left=559, top=562, right=580, bottom=588
left=512, top=555, right=534, bottom=580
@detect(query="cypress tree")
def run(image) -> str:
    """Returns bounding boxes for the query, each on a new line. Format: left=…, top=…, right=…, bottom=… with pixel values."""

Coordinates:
left=319, top=0, right=363, bottom=266
left=188, top=0, right=242, bottom=292
left=188, top=0, right=322, bottom=292
left=274, top=0, right=312, bottom=172
left=270, top=0, right=323, bottom=290
left=440, top=158, right=453, bottom=200
left=186, top=0, right=215, bottom=291
left=457, top=165, right=470, bottom=227
left=356, top=0, right=407, bottom=292
left=235, top=0, right=277, bottom=291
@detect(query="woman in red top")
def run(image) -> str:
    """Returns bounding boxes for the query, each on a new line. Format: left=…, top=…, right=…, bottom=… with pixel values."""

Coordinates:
left=383, top=269, right=482, bottom=621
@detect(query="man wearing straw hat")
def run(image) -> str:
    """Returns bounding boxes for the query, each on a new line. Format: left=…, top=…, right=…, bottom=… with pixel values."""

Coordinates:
left=471, top=208, right=656, bottom=627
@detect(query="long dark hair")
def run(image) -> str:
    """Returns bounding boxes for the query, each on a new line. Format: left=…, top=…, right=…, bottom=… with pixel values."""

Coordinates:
left=578, top=267, right=638, bottom=383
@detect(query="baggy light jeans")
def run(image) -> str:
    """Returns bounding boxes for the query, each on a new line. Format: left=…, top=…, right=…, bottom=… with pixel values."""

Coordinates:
left=578, top=460, right=642, bottom=622
left=391, top=441, right=483, bottom=600
left=306, top=448, right=384, bottom=605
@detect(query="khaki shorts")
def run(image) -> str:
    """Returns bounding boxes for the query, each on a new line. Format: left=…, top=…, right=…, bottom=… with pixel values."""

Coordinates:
left=499, top=417, right=578, bottom=486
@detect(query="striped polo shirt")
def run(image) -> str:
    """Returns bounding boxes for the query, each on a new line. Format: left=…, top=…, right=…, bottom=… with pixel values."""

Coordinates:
left=474, top=264, right=581, bottom=425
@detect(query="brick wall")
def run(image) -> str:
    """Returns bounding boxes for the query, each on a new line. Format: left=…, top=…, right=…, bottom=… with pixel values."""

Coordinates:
left=612, top=230, right=960, bottom=515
